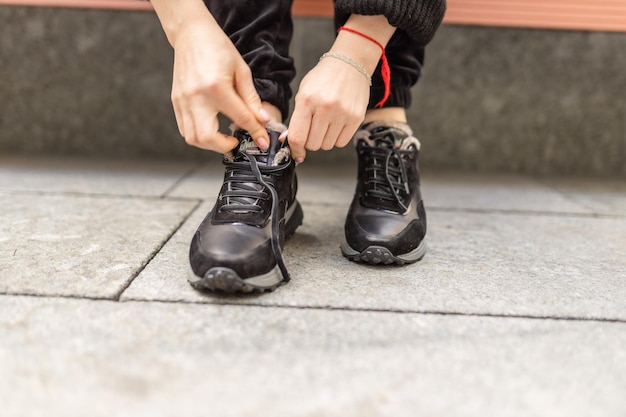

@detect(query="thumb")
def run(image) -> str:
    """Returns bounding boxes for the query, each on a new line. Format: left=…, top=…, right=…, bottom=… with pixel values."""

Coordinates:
left=286, top=107, right=309, bottom=164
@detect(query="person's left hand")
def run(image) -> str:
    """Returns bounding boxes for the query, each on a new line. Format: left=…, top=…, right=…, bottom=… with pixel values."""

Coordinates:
left=286, top=55, right=371, bottom=163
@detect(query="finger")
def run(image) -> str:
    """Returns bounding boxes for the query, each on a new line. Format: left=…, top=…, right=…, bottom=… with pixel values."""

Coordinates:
left=320, top=122, right=343, bottom=151
left=306, top=112, right=329, bottom=152
left=170, top=65, right=185, bottom=137
left=278, top=129, right=288, bottom=143
left=189, top=110, right=239, bottom=153
left=171, top=95, right=185, bottom=138
left=336, top=121, right=361, bottom=148
left=218, top=89, right=269, bottom=150
left=208, top=131, right=240, bottom=154
left=179, top=105, right=197, bottom=147
left=287, top=107, right=311, bottom=163
left=189, top=110, right=218, bottom=148
left=234, top=63, right=271, bottom=124
left=182, top=96, right=239, bottom=153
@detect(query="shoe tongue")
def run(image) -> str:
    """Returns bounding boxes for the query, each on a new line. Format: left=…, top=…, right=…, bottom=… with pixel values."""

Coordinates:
left=374, top=135, right=398, bottom=149
left=233, top=129, right=284, bottom=165
left=366, top=125, right=405, bottom=149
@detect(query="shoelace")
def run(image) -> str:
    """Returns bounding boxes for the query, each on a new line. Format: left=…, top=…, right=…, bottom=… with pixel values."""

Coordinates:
left=219, top=161, right=270, bottom=214
left=220, top=153, right=291, bottom=283
left=362, top=136, right=411, bottom=213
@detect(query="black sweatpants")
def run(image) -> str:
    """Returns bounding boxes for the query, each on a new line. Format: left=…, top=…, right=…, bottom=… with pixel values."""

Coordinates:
left=203, top=0, right=425, bottom=120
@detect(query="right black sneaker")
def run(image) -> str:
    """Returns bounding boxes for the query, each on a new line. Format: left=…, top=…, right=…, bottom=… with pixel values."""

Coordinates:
left=341, top=121, right=427, bottom=265
left=188, top=123, right=303, bottom=293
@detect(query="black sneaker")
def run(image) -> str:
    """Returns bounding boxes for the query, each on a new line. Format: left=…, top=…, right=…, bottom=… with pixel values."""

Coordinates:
left=188, top=123, right=303, bottom=293
left=341, top=121, right=427, bottom=265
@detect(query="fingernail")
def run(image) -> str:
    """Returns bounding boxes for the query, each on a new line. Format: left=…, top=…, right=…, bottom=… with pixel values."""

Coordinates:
left=278, top=130, right=288, bottom=141
left=259, top=108, right=271, bottom=122
left=295, top=157, right=304, bottom=164
left=257, top=138, right=269, bottom=150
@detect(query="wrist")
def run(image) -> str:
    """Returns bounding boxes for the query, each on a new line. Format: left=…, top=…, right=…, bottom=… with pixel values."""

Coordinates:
left=330, top=32, right=381, bottom=75
left=170, top=16, right=218, bottom=49
left=331, top=16, right=395, bottom=108
left=319, top=52, right=372, bottom=86
left=328, top=15, right=395, bottom=74
left=151, top=0, right=217, bottom=47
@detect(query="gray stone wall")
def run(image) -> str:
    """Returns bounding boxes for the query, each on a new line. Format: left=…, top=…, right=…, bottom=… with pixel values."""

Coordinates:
left=0, top=6, right=196, bottom=160
left=415, top=25, right=626, bottom=176
left=1, top=6, right=624, bottom=176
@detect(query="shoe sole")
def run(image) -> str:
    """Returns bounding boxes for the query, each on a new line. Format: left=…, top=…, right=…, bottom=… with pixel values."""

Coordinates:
left=340, top=239, right=427, bottom=265
left=188, top=265, right=285, bottom=293
left=188, top=201, right=304, bottom=294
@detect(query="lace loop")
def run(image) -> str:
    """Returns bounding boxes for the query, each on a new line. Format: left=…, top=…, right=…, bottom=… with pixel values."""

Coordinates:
left=361, top=132, right=413, bottom=213
left=219, top=161, right=275, bottom=214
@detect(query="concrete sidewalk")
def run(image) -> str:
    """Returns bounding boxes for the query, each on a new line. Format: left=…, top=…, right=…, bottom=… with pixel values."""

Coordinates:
left=1, top=155, right=625, bottom=417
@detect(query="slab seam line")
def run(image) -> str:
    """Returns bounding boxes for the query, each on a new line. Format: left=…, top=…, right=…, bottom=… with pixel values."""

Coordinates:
left=111, top=199, right=204, bottom=301
left=1, top=293, right=625, bottom=325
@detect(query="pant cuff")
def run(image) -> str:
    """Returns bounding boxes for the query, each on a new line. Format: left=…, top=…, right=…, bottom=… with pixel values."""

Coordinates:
left=368, top=85, right=412, bottom=109
left=254, top=79, right=292, bottom=122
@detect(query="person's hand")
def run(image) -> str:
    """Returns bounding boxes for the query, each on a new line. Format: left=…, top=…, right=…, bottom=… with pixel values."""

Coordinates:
left=170, top=20, right=270, bottom=153
left=286, top=55, right=370, bottom=163
left=287, top=14, right=397, bottom=163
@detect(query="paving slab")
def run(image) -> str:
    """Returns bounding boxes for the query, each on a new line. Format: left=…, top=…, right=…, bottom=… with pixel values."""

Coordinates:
left=422, top=171, right=594, bottom=214
left=0, top=156, right=197, bottom=197
left=540, top=177, right=626, bottom=217
left=166, top=160, right=225, bottom=200
left=0, top=192, right=198, bottom=298
left=123, top=200, right=626, bottom=320
left=1, top=295, right=625, bottom=417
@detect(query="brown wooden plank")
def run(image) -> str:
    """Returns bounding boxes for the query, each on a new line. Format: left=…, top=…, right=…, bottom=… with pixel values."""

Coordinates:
left=1, top=0, right=626, bottom=32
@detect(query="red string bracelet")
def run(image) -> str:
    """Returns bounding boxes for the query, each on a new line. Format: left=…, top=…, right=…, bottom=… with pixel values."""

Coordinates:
left=338, top=26, right=391, bottom=108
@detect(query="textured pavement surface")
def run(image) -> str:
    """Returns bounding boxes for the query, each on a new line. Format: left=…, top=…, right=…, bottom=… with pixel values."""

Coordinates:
left=1, top=156, right=625, bottom=417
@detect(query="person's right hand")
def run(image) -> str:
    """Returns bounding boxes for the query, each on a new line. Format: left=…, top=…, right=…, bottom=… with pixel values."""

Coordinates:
left=170, top=19, right=270, bottom=153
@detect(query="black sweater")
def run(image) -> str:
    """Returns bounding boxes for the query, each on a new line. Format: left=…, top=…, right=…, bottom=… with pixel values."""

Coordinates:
left=334, top=0, right=447, bottom=46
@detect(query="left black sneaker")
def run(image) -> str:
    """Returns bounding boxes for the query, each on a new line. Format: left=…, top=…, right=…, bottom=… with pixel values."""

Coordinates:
left=341, top=121, right=427, bottom=265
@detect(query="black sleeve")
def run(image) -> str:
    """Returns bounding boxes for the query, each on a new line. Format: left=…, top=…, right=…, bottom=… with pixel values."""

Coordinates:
left=334, top=0, right=447, bottom=46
